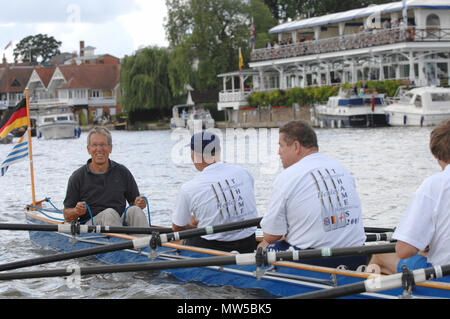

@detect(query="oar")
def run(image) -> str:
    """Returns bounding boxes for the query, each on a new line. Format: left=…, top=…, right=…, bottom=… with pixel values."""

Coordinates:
left=365, top=232, right=394, bottom=242
left=0, top=243, right=396, bottom=282
left=0, top=217, right=262, bottom=272
left=0, top=223, right=173, bottom=234
left=364, top=227, right=395, bottom=233
left=286, top=264, right=450, bottom=299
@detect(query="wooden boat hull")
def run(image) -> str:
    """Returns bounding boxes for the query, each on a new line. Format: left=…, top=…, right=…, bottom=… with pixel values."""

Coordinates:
left=25, top=211, right=450, bottom=299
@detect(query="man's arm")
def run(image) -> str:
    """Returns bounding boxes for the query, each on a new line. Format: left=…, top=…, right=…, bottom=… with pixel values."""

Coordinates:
left=395, top=240, right=419, bottom=259
left=172, top=215, right=198, bottom=232
left=258, top=233, right=283, bottom=249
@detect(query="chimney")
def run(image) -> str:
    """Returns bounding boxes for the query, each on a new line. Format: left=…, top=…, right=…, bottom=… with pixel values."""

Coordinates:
left=2, top=54, right=6, bottom=65
left=80, top=41, right=85, bottom=57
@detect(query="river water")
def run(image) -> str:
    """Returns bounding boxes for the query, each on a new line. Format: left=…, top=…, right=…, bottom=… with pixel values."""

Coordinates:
left=0, top=126, right=440, bottom=299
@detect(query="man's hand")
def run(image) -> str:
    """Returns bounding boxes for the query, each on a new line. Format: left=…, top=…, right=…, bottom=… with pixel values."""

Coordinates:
left=63, top=202, right=87, bottom=222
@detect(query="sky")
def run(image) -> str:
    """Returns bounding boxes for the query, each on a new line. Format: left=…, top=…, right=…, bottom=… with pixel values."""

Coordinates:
left=0, top=0, right=169, bottom=62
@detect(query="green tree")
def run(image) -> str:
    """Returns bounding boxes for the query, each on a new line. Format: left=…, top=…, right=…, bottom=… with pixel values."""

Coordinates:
left=263, top=0, right=395, bottom=22
left=120, top=46, right=174, bottom=113
left=13, top=34, right=61, bottom=63
left=165, top=0, right=275, bottom=97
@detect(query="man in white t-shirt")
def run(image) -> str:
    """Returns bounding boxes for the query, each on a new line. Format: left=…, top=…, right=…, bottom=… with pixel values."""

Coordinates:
left=172, top=131, right=258, bottom=253
left=259, top=121, right=367, bottom=268
left=369, top=119, right=450, bottom=276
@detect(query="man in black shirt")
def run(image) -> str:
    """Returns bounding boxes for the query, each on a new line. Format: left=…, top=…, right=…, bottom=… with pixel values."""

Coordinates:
left=63, top=127, right=149, bottom=227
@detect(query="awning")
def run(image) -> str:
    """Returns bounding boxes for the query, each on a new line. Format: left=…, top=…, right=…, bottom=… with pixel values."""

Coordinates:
left=269, top=0, right=448, bottom=34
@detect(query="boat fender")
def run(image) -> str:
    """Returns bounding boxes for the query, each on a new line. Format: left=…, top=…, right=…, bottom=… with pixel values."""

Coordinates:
left=132, top=236, right=151, bottom=250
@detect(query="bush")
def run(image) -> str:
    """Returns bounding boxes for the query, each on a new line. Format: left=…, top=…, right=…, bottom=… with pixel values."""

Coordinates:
left=246, top=80, right=406, bottom=108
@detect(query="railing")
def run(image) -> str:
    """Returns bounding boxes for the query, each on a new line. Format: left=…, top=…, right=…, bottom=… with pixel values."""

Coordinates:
left=219, top=90, right=251, bottom=103
left=251, top=28, right=450, bottom=62
left=30, top=97, right=117, bottom=106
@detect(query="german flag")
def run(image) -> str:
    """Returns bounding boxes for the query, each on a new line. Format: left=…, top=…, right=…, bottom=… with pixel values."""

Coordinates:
left=0, top=98, right=28, bottom=139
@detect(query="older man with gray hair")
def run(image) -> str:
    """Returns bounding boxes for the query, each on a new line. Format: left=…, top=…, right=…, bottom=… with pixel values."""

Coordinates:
left=63, top=126, right=149, bottom=227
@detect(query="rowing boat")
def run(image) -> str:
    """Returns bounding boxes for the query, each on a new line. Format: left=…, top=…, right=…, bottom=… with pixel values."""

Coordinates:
left=22, top=203, right=450, bottom=299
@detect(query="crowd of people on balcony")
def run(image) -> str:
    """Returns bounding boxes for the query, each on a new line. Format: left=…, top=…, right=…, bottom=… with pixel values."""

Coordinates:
left=252, top=18, right=418, bottom=62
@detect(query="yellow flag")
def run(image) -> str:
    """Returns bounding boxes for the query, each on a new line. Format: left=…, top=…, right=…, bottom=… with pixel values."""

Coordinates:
left=239, top=48, right=244, bottom=70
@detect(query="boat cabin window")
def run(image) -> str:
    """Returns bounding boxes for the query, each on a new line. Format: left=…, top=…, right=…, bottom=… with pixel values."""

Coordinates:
left=414, top=96, right=422, bottom=108
left=44, top=118, right=55, bottom=123
left=431, top=93, right=450, bottom=102
left=57, top=116, right=69, bottom=121
left=400, top=93, right=414, bottom=103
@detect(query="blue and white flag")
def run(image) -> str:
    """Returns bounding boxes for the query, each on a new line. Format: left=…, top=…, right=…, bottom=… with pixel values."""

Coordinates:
left=1, top=131, right=29, bottom=177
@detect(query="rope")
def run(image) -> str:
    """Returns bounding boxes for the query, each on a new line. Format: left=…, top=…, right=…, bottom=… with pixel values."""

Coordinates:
left=122, top=196, right=152, bottom=226
left=30, top=195, right=151, bottom=227
left=82, top=203, right=94, bottom=226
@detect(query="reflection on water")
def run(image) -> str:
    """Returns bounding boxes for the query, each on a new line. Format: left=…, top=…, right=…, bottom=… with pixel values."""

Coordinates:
left=0, top=126, right=439, bottom=298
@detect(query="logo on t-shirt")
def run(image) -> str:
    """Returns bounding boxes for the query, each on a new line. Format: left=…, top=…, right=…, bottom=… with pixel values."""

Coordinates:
left=311, top=168, right=350, bottom=232
left=211, top=178, right=246, bottom=217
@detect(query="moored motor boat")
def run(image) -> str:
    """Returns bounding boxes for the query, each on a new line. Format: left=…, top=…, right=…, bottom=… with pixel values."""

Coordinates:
left=384, top=86, right=450, bottom=127
left=313, top=88, right=388, bottom=128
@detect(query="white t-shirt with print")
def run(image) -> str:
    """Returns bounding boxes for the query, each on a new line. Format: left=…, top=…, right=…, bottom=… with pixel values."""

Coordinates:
left=172, top=162, right=258, bottom=241
left=393, top=165, right=450, bottom=266
left=260, top=153, right=366, bottom=249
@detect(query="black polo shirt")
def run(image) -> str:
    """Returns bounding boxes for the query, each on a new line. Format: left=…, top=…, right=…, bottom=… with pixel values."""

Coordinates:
left=63, top=159, right=140, bottom=223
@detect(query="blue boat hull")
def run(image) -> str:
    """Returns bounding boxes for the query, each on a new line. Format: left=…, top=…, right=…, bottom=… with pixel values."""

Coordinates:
left=25, top=213, right=450, bottom=299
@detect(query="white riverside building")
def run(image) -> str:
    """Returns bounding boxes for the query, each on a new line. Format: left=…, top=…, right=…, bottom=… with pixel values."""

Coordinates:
left=217, top=0, right=450, bottom=123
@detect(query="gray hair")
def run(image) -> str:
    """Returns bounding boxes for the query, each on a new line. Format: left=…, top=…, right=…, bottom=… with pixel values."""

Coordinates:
left=87, top=126, right=112, bottom=146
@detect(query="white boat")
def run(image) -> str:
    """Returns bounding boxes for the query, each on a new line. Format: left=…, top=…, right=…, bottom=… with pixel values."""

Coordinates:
left=313, top=88, right=388, bottom=128
left=384, top=87, right=450, bottom=127
left=170, top=104, right=215, bottom=132
left=35, top=103, right=81, bottom=140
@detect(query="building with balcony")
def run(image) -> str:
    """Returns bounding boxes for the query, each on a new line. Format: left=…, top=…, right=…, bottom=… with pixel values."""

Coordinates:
left=27, top=63, right=122, bottom=122
left=218, top=0, right=450, bottom=123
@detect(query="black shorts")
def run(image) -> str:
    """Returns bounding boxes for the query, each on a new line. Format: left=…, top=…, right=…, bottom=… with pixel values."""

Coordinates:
left=184, top=233, right=257, bottom=253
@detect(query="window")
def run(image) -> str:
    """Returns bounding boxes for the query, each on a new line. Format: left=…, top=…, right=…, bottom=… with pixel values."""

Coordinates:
left=57, top=116, right=69, bottom=121
left=414, top=95, right=422, bottom=108
left=431, top=93, right=450, bottom=102
left=426, top=14, right=440, bottom=38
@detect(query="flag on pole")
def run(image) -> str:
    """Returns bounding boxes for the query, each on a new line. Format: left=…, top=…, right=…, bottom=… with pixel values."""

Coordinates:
left=239, top=47, right=244, bottom=71
left=250, top=23, right=255, bottom=48
left=1, top=130, right=29, bottom=177
left=0, top=98, right=28, bottom=139
left=4, top=41, right=12, bottom=50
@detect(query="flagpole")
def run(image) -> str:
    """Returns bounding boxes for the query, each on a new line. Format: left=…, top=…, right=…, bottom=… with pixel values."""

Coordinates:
left=25, top=89, right=36, bottom=206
